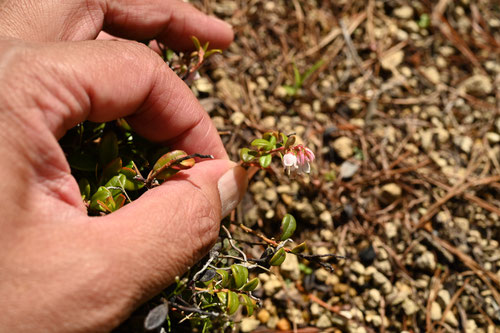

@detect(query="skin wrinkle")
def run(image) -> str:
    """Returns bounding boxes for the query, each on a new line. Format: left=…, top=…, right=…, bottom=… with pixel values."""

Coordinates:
left=0, top=0, right=237, bottom=330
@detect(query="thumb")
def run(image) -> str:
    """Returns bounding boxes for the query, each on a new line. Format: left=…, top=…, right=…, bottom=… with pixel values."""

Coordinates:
left=96, top=160, right=247, bottom=299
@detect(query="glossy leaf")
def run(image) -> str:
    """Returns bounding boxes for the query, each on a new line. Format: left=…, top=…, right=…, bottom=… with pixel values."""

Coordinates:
left=90, top=186, right=114, bottom=212
left=240, top=148, right=256, bottom=163
left=241, top=277, right=259, bottom=292
left=152, top=150, right=195, bottom=180
left=144, top=303, right=168, bottom=331
left=99, top=132, right=119, bottom=166
left=113, top=194, right=126, bottom=210
left=216, top=291, right=227, bottom=306
left=78, top=178, right=91, bottom=200
left=105, top=174, right=127, bottom=196
left=227, top=291, right=239, bottom=315
left=291, top=241, right=307, bottom=254
left=280, top=214, right=297, bottom=240
left=285, top=135, right=296, bottom=148
left=268, top=135, right=277, bottom=147
left=259, top=154, right=272, bottom=168
left=240, top=294, right=255, bottom=316
left=191, top=36, right=202, bottom=50
left=101, top=157, right=122, bottom=184
left=269, top=248, right=287, bottom=266
left=120, top=165, right=144, bottom=191
left=280, top=133, right=288, bottom=146
left=116, top=118, right=132, bottom=131
left=67, top=152, right=97, bottom=172
left=217, top=269, right=230, bottom=288
left=198, top=269, right=217, bottom=283
left=231, top=264, right=248, bottom=289
left=251, top=139, right=272, bottom=150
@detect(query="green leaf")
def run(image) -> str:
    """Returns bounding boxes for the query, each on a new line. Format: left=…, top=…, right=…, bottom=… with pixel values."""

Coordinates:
left=99, top=131, right=119, bottom=166
left=285, top=135, right=296, bottom=148
left=231, top=264, right=248, bottom=289
left=226, top=291, right=239, bottom=315
left=293, top=63, right=301, bottom=87
left=251, top=138, right=272, bottom=150
left=90, top=186, right=114, bottom=213
left=282, top=85, right=297, bottom=96
left=240, top=148, right=256, bottom=163
left=259, top=154, right=272, bottom=168
left=165, top=49, right=174, bottom=62
left=78, top=178, right=91, bottom=200
left=191, top=36, right=201, bottom=50
left=269, top=248, right=287, bottom=266
left=240, top=294, right=255, bottom=316
left=217, top=269, right=230, bottom=288
left=216, top=291, right=227, bottom=305
left=120, top=161, right=144, bottom=191
left=280, top=214, right=297, bottom=240
left=302, top=59, right=325, bottom=83
left=268, top=135, right=277, bottom=149
left=280, top=133, right=288, bottom=146
left=418, top=13, right=430, bottom=28
left=67, top=152, right=97, bottom=172
left=241, top=277, right=259, bottom=292
left=113, top=194, right=126, bottom=210
left=291, top=241, right=307, bottom=254
left=152, top=150, right=195, bottom=180
left=101, top=157, right=122, bottom=185
left=105, top=174, right=127, bottom=196
left=205, top=49, right=222, bottom=58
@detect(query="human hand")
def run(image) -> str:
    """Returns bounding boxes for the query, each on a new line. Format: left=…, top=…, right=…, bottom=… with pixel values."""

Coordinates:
left=0, top=1, right=246, bottom=332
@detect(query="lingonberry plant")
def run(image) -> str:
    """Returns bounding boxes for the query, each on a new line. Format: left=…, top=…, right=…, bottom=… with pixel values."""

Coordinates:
left=60, top=38, right=341, bottom=332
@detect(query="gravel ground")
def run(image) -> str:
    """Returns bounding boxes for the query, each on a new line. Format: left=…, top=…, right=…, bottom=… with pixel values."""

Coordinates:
left=126, top=1, right=500, bottom=332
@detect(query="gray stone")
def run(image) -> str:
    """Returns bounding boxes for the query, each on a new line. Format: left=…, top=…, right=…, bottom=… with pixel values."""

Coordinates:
left=459, top=75, right=493, bottom=96
left=454, top=135, right=473, bottom=153
left=445, top=311, right=459, bottom=327
left=384, top=222, right=398, bottom=239
left=319, top=211, right=333, bottom=228
left=230, top=111, right=246, bottom=126
left=194, top=77, right=213, bottom=93
left=394, top=6, right=414, bottom=19
left=366, top=289, right=381, bottom=308
left=430, top=302, right=442, bottom=321
left=240, top=317, right=260, bottom=332
left=422, top=66, right=440, bottom=85
left=351, top=261, right=366, bottom=275
left=280, top=252, right=301, bottom=280
left=316, top=314, right=332, bottom=328
left=381, top=50, right=404, bottom=69
left=437, top=289, right=451, bottom=308
left=380, top=183, right=402, bottom=203
left=374, top=260, right=392, bottom=275
left=310, top=302, right=324, bottom=317
left=332, top=137, right=354, bottom=159
left=402, top=298, right=419, bottom=316
left=486, top=132, right=500, bottom=144
left=263, top=275, right=282, bottom=296
left=454, top=217, right=470, bottom=232
left=415, top=251, right=436, bottom=271
left=340, top=161, right=360, bottom=179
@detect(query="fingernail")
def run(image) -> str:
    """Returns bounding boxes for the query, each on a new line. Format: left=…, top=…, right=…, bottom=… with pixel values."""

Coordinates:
left=217, top=166, right=247, bottom=218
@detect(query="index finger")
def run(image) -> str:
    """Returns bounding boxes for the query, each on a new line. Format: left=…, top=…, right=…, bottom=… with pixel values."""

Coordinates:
left=13, top=39, right=227, bottom=159
left=0, top=0, right=233, bottom=51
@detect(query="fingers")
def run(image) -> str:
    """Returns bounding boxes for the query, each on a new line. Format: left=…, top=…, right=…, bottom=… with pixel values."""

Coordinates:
left=104, top=0, right=234, bottom=51
left=0, top=0, right=233, bottom=50
left=14, top=39, right=227, bottom=158
left=96, top=161, right=247, bottom=300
